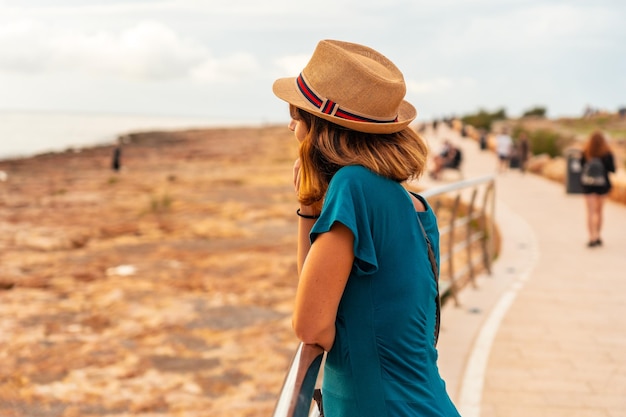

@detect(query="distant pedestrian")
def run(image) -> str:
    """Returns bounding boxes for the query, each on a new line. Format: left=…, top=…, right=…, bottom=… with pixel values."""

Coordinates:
left=111, top=142, right=122, bottom=172
left=517, top=132, right=530, bottom=173
left=479, top=130, right=488, bottom=151
left=580, top=131, right=615, bottom=247
left=495, top=128, right=513, bottom=172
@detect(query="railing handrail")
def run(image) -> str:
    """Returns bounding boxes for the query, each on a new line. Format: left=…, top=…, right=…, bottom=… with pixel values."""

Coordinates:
left=420, top=174, right=496, bottom=198
left=414, top=174, right=497, bottom=305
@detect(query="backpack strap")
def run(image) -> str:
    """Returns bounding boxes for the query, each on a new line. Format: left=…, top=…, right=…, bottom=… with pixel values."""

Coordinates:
left=411, top=192, right=441, bottom=347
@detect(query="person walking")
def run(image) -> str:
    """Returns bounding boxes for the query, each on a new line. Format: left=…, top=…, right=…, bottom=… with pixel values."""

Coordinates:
left=580, top=131, right=615, bottom=247
left=479, top=129, right=488, bottom=151
left=517, top=131, right=530, bottom=173
left=495, top=127, right=513, bottom=173
left=111, top=139, right=122, bottom=172
left=273, top=40, right=460, bottom=417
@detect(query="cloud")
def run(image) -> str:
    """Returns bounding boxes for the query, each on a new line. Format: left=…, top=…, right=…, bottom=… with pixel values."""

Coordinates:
left=191, top=53, right=260, bottom=83
left=48, top=21, right=206, bottom=79
left=273, top=54, right=311, bottom=78
left=0, top=19, right=259, bottom=82
left=407, top=78, right=454, bottom=94
left=0, top=19, right=49, bottom=73
left=406, top=77, right=476, bottom=94
left=433, top=3, right=618, bottom=56
left=0, top=0, right=623, bottom=120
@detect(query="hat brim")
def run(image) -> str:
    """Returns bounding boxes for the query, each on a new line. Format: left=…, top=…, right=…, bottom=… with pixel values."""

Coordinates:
left=273, top=77, right=417, bottom=134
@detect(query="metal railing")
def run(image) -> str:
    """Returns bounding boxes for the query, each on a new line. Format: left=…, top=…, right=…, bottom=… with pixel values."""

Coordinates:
left=272, top=343, right=325, bottom=417
left=272, top=174, right=497, bottom=417
left=420, top=174, right=497, bottom=306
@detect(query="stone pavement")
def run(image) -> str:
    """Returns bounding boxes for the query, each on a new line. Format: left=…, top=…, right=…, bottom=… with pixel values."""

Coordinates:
left=421, top=125, right=626, bottom=417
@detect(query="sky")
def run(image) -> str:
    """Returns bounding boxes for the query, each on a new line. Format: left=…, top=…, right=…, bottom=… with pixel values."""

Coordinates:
left=0, top=0, right=625, bottom=125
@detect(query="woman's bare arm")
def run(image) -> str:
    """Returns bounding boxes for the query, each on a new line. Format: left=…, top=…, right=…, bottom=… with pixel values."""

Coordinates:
left=293, top=222, right=354, bottom=351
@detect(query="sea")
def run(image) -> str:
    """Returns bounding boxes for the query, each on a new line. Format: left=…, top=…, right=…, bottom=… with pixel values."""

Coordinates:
left=0, top=110, right=260, bottom=160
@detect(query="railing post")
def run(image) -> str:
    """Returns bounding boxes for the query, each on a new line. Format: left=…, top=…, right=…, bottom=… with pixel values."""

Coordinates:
left=420, top=174, right=496, bottom=302
left=466, top=188, right=478, bottom=288
left=448, top=194, right=460, bottom=306
left=481, top=181, right=495, bottom=275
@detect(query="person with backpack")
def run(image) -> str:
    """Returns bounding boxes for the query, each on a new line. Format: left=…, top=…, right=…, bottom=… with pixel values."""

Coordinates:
left=580, top=131, right=615, bottom=247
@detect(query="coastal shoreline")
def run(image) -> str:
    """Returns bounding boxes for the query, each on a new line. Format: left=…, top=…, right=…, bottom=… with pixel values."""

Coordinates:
left=0, top=110, right=268, bottom=161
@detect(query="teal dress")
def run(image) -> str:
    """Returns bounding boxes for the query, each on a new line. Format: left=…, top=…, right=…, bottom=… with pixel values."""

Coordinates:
left=310, top=166, right=460, bottom=417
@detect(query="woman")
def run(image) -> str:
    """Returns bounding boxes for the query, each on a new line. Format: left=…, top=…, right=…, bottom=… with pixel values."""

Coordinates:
left=273, top=40, right=460, bottom=416
left=581, top=131, right=615, bottom=247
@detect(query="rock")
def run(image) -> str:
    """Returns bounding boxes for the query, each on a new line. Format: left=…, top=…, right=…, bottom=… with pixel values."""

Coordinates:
left=99, top=223, right=140, bottom=238
left=105, top=264, right=137, bottom=277
left=541, top=156, right=566, bottom=182
left=526, top=153, right=552, bottom=174
left=13, top=229, right=90, bottom=251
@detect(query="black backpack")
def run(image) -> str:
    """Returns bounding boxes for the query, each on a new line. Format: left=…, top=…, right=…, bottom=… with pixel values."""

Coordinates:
left=580, top=157, right=606, bottom=187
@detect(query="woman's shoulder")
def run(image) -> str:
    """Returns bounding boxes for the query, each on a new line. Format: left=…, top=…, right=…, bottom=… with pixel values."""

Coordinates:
left=329, top=166, right=401, bottom=204
left=332, top=165, right=382, bottom=184
left=335, top=164, right=371, bottom=176
left=600, top=151, right=614, bottom=162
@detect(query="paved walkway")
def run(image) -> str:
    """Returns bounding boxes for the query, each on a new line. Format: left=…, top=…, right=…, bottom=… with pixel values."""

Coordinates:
left=423, top=125, right=626, bottom=417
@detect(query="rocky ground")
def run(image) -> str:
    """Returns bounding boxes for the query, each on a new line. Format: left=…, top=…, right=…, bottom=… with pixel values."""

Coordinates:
left=0, top=126, right=303, bottom=417
left=3, top=116, right=619, bottom=417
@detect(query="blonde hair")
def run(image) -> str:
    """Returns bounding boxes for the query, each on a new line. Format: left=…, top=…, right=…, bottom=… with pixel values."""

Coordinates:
left=583, top=131, right=611, bottom=160
left=291, top=105, right=428, bottom=209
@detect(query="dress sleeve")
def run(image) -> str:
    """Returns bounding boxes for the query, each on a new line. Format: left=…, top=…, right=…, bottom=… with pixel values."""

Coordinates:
left=310, top=166, right=378, bottom=275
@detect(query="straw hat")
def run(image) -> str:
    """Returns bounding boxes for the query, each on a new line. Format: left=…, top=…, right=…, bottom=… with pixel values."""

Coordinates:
left=273, top=40, right=416, bottom=134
